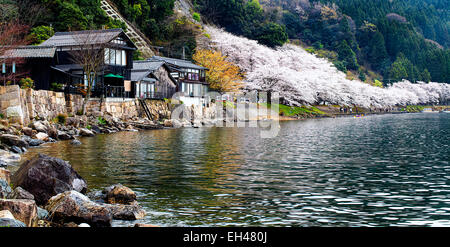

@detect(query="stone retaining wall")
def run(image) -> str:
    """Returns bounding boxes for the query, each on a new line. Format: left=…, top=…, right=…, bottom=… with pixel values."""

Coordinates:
left=0, top=86, right=177, bottom=125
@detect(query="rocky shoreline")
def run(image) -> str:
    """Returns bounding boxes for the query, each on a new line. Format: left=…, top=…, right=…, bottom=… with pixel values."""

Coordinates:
left=0, top=113, right=176, bottom=227
left=1, top=153, right=153, bottom=227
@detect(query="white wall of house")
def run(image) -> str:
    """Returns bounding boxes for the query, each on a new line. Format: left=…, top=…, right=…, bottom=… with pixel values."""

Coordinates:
left=179, top=96, right=206, bottom=107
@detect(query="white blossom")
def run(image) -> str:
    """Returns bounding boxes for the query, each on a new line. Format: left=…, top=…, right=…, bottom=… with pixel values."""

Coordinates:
left=205, top=26, right=450, bottom=107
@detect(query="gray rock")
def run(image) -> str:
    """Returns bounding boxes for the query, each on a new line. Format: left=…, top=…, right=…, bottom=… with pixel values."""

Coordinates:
left=0, top=218, right=26, bottom=227
left=79, top=128, right=95, bottom=137
left=102, top=202, right=146, bottom=220
left=70, top=139, right=82, bottom=145
left=102, top=184, right=137, bottom=205
left=57, top=130, right=72, bottom=140
left=9, top=187, right=34, bottom=200
left=28, top=139, right=45, bottom=147
left=22, top=127, right=33, bottom=137
left=90, top=125, right=102, bottom=134
left=32, top=121, right=48, bottom=133
left=37, top=207, right=49, bottom=220
left=11, top=154, right=87, bottom=205
left=0, top=134, right=29, bottom=148
left=0, top=179, right=12, bottom=198
left=10, top=146, right=22, bottom=154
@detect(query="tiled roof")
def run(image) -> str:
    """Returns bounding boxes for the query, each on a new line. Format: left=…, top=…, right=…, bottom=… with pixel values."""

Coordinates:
left=130, top=71, right=152, bottom=82
left=132, top=60, right=165, bottom=71
left=0, top=46, right=56, bottom=58
left=150, top=56, right=207, bottom=70
left=131, top=60, right=167, bottom=82
left=40, top=29, right=124, bottom=47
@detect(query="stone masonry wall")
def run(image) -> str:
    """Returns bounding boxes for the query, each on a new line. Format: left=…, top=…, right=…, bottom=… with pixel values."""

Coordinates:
left=0, top=85, right=175, bottom=125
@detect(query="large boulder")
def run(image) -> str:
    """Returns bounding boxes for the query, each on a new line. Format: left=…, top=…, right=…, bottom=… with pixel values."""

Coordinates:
left=45, top=191, right=112, bottom=227
left=0, top=199, right=38, bottom=227
left=0, top=134, right=28, bottom=148
left=11, top=154, right=87, bottom=205
left=103, top=184, right=137, bottom=205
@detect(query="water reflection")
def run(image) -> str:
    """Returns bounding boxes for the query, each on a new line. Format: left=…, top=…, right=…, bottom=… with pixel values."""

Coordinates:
left=21, top=113, right=450, bottom=227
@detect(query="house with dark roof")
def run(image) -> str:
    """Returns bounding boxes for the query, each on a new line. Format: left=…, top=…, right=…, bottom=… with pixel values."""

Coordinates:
left=130, top=60, right=177, bottom=99
left=149, top=56, right=209, bottom=98
left=2, top=29, right=137, bottom=95
left=0, top=46, right=57, bottom=89
left=40, top=28, right=137, bottom=97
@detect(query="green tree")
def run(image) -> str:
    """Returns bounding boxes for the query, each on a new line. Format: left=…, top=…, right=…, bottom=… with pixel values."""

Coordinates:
left=337, top=40, right=359, bottom=70
left=388, top=55, right=409, bottom=82
left=254, top=22, right=288, bottom=48
left=420, top=68, right=431, bottom=83
left=29, top=25, right=54, bottom=45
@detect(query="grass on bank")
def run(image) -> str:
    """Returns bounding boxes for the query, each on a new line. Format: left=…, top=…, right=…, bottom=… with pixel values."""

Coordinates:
left=260, top=103, right=326, bottom=117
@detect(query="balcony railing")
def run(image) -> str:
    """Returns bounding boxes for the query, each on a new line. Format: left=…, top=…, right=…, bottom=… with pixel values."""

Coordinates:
left=138, top=88, right=176, bottom=100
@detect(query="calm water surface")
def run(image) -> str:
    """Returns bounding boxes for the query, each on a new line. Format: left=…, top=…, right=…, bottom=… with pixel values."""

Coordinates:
left=21, top=113, right=450, bottom=227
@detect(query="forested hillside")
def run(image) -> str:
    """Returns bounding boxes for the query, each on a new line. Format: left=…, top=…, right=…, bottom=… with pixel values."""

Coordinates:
left=194, top=0, right=449, bottom=84
left=1, top=0, right=448, bottom=84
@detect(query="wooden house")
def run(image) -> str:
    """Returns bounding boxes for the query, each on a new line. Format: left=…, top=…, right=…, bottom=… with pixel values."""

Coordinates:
left=40, top=28, right=137, bottom=97
left=130, top=60, right=177, bottom=99
left=149, top=56, right=210, bottom=98
left=0, top=46, right=57, bottom=88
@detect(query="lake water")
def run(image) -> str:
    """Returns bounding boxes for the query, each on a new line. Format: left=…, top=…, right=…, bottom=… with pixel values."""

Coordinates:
left=21, top=113, right=450, bottom=227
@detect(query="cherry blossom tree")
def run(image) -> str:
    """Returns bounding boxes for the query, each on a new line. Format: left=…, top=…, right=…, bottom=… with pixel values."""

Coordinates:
left=204, top=26, right=450, bottom=107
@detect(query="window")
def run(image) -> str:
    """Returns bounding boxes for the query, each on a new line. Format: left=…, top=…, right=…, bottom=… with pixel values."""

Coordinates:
left=109, top=49, right=115, bottom=65
left=104, top=48, right=126, bottom=66
left=104, top=48, right=110, bottom=64
left=84, top=73, right=96, bottom=87
left=116, top=50, right=121, bottom=65
left=121, top=50, right=126, bottom=66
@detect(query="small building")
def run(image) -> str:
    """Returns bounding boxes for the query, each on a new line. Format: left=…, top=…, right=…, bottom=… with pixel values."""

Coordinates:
left=0, top=46, right=57, bottom=88
left=149, top=56, right=209, bottom=95
left=130, top=60, right=177, bottom=99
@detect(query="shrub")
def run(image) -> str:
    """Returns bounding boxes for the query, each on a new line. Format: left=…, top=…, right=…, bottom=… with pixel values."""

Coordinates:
left=55, top=113, right=67, bottom=125
left=193, top=12, right=201, bottom=22
left=97, top=117, right=107, bottom=125
left=50, top=82, right=64, bottom=91
left=19, top=77, right=34, bottom=89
